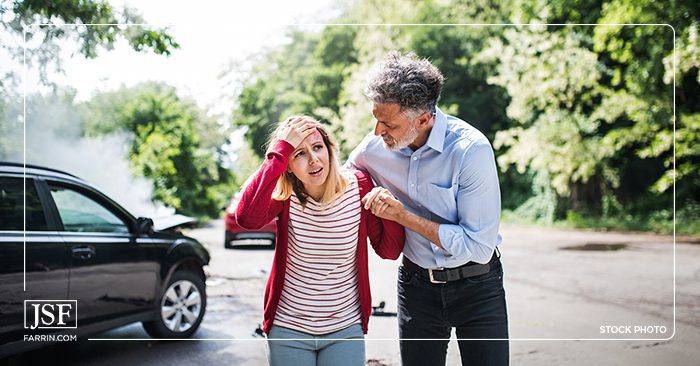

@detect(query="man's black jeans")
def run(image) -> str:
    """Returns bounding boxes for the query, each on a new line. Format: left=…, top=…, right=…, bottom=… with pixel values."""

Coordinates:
left=397, top=259, right=509, bottom=366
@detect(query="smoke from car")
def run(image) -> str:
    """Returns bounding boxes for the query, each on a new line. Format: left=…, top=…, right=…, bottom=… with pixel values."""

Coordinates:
left=5, top=93, right=172, bottom=218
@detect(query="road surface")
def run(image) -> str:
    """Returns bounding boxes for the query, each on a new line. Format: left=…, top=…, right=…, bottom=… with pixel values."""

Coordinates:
left=4, top=220, right=698, bottom=365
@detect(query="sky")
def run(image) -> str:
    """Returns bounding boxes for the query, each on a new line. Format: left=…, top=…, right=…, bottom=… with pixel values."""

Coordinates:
left=2, top=0, right=343, bottom=217
left=48, top=0, right=341, bottom=115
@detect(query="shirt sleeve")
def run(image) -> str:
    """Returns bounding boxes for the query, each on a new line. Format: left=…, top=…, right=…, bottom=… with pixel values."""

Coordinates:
left=235, top=140, right=290, bottom=229
left=437, top=142, right=501, bottom=264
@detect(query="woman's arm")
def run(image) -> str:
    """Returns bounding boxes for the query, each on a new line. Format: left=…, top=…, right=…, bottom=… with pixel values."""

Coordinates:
left=236, top=117, right=318, bottom=228
left=355, top=171, right=405, bottom=260
left=234, top=140, right=292, bottom=229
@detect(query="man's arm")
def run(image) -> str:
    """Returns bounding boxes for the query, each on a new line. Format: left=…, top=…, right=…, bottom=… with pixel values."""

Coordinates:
left=436, top=143, right=501, bottom=261
left=362, top=187, right=441, bottom=247
left=396, top=210, right=442, bottom=248
left=365, top=142, right=501, bottom=262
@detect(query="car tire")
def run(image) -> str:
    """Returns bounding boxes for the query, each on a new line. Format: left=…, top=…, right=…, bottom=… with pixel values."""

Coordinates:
left=142, top=270, right=206, bottom=338
left=224, top=230, right=235, bottom=249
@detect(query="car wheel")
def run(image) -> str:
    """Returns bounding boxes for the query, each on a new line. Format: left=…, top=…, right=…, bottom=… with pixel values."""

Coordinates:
left=142, top=270, right=206, bottom=338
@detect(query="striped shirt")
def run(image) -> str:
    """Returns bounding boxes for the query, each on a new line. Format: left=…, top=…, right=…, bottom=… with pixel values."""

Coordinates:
left=274, top=173, right=362, bottom=335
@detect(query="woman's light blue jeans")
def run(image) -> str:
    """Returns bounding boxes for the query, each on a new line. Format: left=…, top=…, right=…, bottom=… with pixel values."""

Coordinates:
left=267, top=323, right=365, bottom=366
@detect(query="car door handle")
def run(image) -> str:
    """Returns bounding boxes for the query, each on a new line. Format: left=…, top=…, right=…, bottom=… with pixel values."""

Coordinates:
left=72, top=245, right=95, bottom=260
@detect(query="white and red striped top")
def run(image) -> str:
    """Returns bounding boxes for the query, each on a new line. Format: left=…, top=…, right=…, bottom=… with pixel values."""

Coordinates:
left=274, top=173, right=362, bottom=335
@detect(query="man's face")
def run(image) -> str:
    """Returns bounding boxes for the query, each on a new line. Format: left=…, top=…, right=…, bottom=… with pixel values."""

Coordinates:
left=372, top=102, right=420, bottom=152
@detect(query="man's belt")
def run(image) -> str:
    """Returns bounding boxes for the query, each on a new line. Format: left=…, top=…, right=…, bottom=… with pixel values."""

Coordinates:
left=402, top=252, right=500, bottom=284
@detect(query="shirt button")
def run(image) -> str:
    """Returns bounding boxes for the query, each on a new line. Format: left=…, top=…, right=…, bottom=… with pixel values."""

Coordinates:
left=410, top=183, right=415, bottom=187
left=412, top=156, right=418, bottom=161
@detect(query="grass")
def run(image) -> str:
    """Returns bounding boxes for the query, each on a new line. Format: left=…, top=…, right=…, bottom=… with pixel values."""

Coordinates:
left=501, top=208, right=700, bottom=236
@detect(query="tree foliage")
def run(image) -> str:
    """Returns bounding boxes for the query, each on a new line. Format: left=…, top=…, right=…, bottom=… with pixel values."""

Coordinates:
left=81, top=83, right=236, bottom=218
left=226, top=0, right=699, bottom=233
left=231, top=28, right=360, bottom=156
left=0, top=1, right=242, bottom=219
left=1, top=0, right=178, bottom=90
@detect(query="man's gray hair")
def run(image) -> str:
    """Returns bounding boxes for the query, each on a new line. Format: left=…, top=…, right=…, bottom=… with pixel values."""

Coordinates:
left=365, top=51, right=444, bottom=116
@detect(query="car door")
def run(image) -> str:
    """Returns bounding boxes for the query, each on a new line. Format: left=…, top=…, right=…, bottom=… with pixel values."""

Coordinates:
left=0, top=175, right=69, bottom=341
left=45, top=180, right=158, bottom=325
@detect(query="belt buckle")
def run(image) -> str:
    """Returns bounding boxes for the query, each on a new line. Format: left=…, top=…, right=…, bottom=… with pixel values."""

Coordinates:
left=428, top=268, right=446, bottom=284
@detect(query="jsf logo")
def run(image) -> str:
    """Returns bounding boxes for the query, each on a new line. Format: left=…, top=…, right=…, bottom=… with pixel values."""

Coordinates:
left=24, top=300, right=77, bottom=329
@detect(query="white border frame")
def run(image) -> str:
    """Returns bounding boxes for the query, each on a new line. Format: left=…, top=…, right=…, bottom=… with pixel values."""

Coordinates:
left=20, top=22, right=676, bottom=342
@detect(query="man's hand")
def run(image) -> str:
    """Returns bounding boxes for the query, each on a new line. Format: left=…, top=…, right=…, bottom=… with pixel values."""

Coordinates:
left=362, top=187, right=404, bottom=221
left=363, top=187, right=444, bottom=248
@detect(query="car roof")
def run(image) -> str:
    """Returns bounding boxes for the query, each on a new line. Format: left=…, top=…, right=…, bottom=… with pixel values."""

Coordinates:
left=0, top=161, right=85, bottom=182
left=1, top=161, right=137, bottom=222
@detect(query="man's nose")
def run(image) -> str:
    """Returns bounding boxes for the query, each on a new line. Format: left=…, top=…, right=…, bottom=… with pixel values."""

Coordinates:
left=374, top=122, right=384, bottom=136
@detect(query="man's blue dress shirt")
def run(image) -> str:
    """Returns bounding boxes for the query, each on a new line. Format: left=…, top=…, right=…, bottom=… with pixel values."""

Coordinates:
left=346, top=107, right=502, bottom=269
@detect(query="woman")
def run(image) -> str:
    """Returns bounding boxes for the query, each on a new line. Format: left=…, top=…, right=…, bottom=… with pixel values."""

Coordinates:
left=235, top=116, right=405, bottom=366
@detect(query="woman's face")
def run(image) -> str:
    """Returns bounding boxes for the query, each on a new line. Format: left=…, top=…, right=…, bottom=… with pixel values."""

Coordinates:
left=288, top=130, right=330, bottom=195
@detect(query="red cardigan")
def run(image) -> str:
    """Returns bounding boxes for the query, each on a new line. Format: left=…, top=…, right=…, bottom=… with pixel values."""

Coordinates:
left=235, top=139, right=405, bottom=334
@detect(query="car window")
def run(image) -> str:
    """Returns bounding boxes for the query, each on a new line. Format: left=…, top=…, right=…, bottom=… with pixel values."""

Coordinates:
left=49, top=184, right=129, bottom=234
left=0, top=176, right=48, bottom=231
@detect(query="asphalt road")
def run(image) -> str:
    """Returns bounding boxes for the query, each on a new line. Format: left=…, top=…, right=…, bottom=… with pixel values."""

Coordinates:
left=4, top=220, right=698, bottom=365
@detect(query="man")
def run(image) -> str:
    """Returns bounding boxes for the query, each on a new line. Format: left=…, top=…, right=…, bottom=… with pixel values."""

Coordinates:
left=346, top=52, right=508, bottom=365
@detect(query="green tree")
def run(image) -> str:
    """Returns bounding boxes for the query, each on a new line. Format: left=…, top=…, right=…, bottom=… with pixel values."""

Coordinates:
left=592, top=0, right=700, bottom=222
left=81, top=83, right=236, bottom=218
left=479, top=26, right=614, bottom=220
left=1, top=0, right=178, bottom=162
left=230, top=27, right=360, bottom=157
left=1, top=0, right=178, bottom=88
left=481, top=0, right=699, bottom=232
left=226, top=0, right=699, bottom=233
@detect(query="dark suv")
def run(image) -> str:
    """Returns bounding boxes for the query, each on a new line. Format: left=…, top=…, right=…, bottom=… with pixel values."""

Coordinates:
left=0, top=162, right=210, bottom=357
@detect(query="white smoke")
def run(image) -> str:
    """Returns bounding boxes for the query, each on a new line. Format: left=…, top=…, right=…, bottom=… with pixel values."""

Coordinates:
left=23, top=93, right=171, bottom=219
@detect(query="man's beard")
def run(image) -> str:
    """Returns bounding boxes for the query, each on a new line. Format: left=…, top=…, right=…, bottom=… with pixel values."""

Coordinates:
left=383, top=122, right=420, bottom=152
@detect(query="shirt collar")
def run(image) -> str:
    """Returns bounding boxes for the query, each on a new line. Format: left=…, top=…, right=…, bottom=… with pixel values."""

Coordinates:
left=425, top=106, right=447, bottom=153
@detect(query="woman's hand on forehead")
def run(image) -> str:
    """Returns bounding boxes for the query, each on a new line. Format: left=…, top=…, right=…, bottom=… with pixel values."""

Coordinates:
left=278, top=117, right=319, bottom=148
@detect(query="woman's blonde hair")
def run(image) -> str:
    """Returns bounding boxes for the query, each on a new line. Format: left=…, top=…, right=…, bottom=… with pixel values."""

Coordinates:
left=267, top=116, right=347, bottom=206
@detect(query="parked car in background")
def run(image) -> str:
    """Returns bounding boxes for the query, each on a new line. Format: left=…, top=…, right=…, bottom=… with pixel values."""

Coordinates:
left=224, top=193, right=277, bottom=248
left=0, top=162, right=210, bottom=357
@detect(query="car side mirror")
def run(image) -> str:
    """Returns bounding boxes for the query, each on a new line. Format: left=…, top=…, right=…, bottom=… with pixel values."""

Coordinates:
left=136, top=217, right=154, bottom=236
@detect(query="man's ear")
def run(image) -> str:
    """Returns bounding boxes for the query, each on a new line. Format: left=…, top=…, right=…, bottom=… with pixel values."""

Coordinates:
left=416, top=111, right=432, bottom=129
